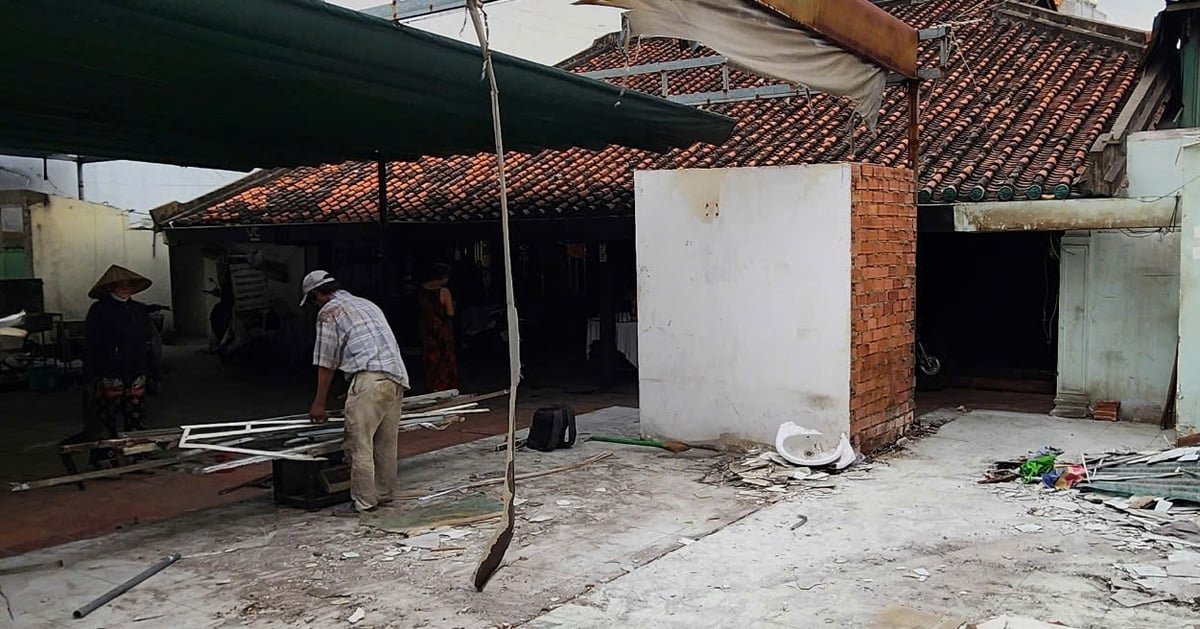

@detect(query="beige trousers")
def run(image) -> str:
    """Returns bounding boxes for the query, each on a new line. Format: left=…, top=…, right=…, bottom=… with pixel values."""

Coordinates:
left=344, top=371, right=403, bottom=511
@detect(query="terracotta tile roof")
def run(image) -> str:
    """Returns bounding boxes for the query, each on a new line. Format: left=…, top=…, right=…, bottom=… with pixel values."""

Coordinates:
left=174, top=0, right=1151, bottom=227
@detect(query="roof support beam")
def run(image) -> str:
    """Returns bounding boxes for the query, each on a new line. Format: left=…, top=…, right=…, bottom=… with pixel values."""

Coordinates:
left=748, top=0, right=919, bottom=78
left=952, top=196, right=1181, bottom=232
left=666, top=73, right=916, bottom=106
left=581, top=56, right=940, bottom=107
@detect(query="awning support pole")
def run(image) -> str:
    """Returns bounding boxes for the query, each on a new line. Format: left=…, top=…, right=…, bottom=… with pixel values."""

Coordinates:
left=376, top=152, right=388, bottom=297
left=907, top=79, right=920, bottom=201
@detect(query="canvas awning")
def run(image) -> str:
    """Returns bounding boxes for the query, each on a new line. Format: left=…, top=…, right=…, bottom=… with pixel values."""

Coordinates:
left=0, top=0, right=736, bottom=171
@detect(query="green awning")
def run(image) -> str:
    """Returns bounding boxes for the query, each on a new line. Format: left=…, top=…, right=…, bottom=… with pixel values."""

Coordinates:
left=0, top=0, right=735, bottom=170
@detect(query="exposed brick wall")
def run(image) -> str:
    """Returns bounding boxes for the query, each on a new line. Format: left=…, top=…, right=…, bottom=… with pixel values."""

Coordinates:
left=849, top=164, right=917, bottom=453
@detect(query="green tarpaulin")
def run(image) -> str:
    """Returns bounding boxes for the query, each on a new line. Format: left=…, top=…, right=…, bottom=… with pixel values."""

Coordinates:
left=0, top=0, right=735, bottom=170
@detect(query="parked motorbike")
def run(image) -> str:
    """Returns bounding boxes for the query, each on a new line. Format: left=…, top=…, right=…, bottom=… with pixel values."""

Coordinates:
left=143, top=304, right=169, bottom=394
left=458, top=304, right=507, bottom=360
left=915, top=332, right=949, bottom=391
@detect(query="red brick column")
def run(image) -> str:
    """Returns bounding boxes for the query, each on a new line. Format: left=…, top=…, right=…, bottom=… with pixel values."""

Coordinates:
left=849, top=164, right=917, bottom=453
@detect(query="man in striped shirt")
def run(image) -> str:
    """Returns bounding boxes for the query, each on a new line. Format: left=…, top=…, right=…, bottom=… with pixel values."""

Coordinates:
left=303, top=270, right=410, bottom=516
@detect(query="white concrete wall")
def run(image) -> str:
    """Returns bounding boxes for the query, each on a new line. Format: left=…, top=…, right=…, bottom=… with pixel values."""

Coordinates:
left=1128, top=130, right=1200, bottom=198
left=1082, top=230, right=1179, bottom=421
left=0, top=156, right=247, bottom=216
left=1178, top=140, right=1200, bottom=437
left=28, top=196, right=172, bottom=323
left=1060, top=0, right=1106, bottom=22
left=635, top=165, right=853, bottom=445
left=1127, top=130, right=1200, bottom=433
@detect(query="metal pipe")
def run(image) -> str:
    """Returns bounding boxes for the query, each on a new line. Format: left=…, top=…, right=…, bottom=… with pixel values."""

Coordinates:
left=76, top=160, right=84, bottom=200
left=377, top=152, right=388, bottom=298
left=73, top=553, right=181, bottom=619
left=907, top=78, right=920, bottom=199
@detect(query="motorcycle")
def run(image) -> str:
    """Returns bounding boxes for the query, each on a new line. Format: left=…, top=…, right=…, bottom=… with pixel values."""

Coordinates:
left=915, top=332, right=949, bottom=391
left=458, top=303, right=507, bottom=360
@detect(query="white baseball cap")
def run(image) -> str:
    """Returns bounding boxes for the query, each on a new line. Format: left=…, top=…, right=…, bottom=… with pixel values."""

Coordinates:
left=300, top=270, right=336, bottom=306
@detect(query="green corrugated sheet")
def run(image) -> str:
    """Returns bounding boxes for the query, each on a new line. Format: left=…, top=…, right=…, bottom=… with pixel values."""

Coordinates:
left=1182, top=16, right=1200, bottom=128
left=0, top=0, right=735, bottom=170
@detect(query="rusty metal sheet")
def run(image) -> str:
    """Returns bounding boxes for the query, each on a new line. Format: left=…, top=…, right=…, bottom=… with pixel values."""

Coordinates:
left=749, top=0, right=919, bottom=78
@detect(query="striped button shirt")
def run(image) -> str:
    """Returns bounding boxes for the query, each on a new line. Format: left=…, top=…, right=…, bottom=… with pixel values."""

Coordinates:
left=313, top=291, right=410, bottom=388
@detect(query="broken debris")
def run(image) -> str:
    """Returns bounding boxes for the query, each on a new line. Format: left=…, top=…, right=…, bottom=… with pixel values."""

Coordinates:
left=700, top=446, right=869, bottom=500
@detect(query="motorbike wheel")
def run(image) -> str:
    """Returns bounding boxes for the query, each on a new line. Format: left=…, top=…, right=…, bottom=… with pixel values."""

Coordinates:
left=916, top=353, right=949, bottom=391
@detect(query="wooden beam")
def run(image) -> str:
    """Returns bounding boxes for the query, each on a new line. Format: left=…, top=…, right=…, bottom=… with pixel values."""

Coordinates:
left=749, top=0, right=918, bottom=78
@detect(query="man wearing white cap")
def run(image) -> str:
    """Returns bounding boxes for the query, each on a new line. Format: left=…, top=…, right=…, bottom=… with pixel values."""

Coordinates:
left=301, top=270, right=410, bottom=516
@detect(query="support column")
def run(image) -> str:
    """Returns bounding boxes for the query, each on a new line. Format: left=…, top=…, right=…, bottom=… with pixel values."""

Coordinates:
left=907, top=78, right=920, bottom=199
left=376, top=153, right=388, bottom=300
left=1052, top=230, right=1091, bottom=418
left=1176, top=144, right=1200, bottom=437
left=593, top=241, right=616, bottom=390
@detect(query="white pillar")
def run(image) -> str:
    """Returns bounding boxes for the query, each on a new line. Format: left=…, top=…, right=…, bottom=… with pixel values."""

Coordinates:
left=1177, top=143, right=1200, bottom=437
left=1052, top=231, right=1091, bottom=418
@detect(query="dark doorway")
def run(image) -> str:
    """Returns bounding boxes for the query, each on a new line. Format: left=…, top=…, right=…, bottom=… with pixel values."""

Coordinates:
left=916, top=231, right=1061, bottom=392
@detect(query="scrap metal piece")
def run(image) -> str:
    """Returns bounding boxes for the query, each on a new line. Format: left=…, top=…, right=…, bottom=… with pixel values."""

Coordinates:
left=0, top=559, right=64, bottom=576
left=72, top=553, right=181, bottom=619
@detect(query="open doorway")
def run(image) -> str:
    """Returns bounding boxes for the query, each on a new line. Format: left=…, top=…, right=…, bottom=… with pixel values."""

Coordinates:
left=916, top=231, right=1061, bottom=396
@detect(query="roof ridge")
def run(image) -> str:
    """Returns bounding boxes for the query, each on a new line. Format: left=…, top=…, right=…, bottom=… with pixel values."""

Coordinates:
left=150, top=168, right=290, bottom=228
left=996, top=2, right=1149, bottom=51
left=556, top=31, right=625, bottom=70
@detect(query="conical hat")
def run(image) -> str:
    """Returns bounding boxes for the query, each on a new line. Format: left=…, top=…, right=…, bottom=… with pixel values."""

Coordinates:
left=88, top=265, right=152, bottom=300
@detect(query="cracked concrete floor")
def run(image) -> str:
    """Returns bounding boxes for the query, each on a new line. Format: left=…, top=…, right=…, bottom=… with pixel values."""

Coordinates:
left=2, top=407, right=1198, bottom=628
left=530, top=410, right=1197, bottom=628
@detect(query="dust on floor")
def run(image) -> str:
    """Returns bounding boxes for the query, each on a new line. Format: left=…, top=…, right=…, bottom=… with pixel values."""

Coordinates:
left=3, top=407, right=1199, bottom=628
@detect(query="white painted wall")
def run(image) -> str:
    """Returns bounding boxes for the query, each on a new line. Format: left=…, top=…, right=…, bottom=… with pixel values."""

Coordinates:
left=1083, top=230, right=1179, bottom=421
left=635, top=165, right=853, bottom=446
left=1123, top=130, right=1200, bottom=431
left=1177, top=138, right=1200, bottom=437
left=1054, top=131, right=1194, bottom=422
left=0, top=156, right=247, bottom=216
left=1127, top=130, right=1200, bottom=198
left=28, top=196, right=172, bottom=323
left=1060, top=0, right=1107, bottom=22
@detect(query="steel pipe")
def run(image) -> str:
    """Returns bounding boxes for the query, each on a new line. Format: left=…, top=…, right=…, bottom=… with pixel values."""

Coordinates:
left=73, top=553, right=181, bottom=619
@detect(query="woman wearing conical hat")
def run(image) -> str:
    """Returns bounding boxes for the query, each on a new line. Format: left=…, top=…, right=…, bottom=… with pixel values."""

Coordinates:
left=82, top=265, right=155, bottom=439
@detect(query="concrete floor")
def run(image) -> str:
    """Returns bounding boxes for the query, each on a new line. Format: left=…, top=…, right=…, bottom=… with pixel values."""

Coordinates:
left=0, top=344, right=637, bottom=555
left=532, top=410, right=1189, bottom=628
left=2, top=405, right=1196, bottom=628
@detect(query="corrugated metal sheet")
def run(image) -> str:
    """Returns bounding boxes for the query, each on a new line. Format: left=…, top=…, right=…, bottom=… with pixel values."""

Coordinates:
left=1082, top=448, right=1200, bottom=503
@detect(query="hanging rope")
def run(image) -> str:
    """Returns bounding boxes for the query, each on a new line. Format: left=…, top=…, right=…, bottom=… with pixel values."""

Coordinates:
left=465, top=0, right=522, bottom=592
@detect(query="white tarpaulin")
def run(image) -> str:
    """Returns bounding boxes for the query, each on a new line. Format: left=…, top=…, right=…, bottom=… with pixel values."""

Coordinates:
left=577, top=0, right=888, bottom=129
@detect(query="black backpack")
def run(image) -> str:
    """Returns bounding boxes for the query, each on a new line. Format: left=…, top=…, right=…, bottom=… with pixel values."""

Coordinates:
left=527, top=406, right=577, bottom=452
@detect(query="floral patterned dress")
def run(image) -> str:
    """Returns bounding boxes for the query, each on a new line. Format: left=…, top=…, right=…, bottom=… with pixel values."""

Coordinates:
left=419, top=287, right=458, bottom=392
